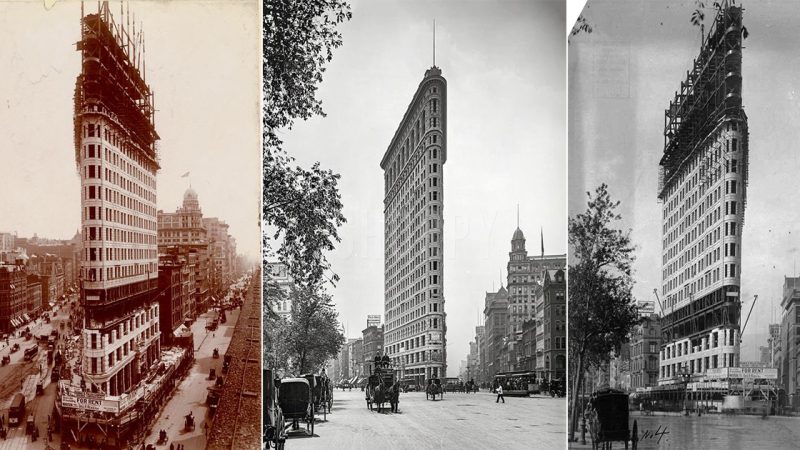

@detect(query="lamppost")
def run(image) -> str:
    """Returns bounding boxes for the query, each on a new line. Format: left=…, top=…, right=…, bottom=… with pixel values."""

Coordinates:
left=681, top=363, right=691, bottom=416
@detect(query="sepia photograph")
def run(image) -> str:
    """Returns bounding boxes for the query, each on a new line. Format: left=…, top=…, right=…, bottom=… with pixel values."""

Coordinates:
left=0, top=1, right=262, bottom=449
left=569, top=0, right=800, bottom=448
left=265, top=0, right=566, bottom=448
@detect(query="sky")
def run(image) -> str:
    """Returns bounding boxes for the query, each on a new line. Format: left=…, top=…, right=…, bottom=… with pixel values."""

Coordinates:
left=570, top=0, right=800, bottom=360
left=0, top=0, right=261, bottom=261
left=277, top=0, right=567, bottom=373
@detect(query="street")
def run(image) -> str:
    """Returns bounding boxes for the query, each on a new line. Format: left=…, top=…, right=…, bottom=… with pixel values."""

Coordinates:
left=0, top=295, right=77, bottom=450
left=141, top=306, right=241, bottom=449
left=569, top=412, right=800, bottom=449
left=282, top=389, right=566, bottom=450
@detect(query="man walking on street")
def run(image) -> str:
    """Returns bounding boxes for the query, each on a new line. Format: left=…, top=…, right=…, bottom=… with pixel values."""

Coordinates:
left=496, top=383, right=505, bottom=403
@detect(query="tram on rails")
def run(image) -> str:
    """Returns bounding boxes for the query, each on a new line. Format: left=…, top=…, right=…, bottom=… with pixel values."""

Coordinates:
left=493, top=371, right=540, bottom=396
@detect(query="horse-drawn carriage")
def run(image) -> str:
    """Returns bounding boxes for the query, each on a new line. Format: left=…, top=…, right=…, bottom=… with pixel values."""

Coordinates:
left=184, top=413, right=195, bottom=431
left=300, top=374, right=328, bottom=421
left=586, top=388, right=638, bottom=450
left=263, top=369, right=286, bottom=449
left=279, top=377, right=315, bottom=436
left=426, top=378, right=443, bottom=401
left=365, top=367, right=399, bottom=413
left=206, top=389, right=220, bottom=417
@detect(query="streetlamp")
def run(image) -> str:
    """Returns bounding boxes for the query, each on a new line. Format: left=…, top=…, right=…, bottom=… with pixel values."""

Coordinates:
left=681, top=363, right=691, bottom=416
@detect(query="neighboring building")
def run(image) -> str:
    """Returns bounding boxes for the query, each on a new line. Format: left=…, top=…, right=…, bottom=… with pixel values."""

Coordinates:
left=348, top=338, right=364, bottom=379
left=26, top=274, right=43, bottom=318
left=780, top=277, right=800, bottom=403
left=73, top=3, right=161, bottom=398
left=520, top=318, right=536, bottom=372
left=0, top=233, right=14, bottom=252
left=266, top=262, right=292, bottom=319
left=338, top=338, right=354, bottom=383
left=657, top=4, right=747, bottom=385
left=538, top=269, right=566, bottom=381
left=381, top=65, right=448, bottom=382
left=483, top=286, right=509, bottom=381
left=473, top=325, right=486, bottom=384
left=760, top=346, right=772, bottom=366
left=204, top=217, right=234, bottom=297
left=769, top=323, right=781, bottom=370
left=0, top=264, right=27, bottom=333
left=630, top=313, right=662, bottom=390
left=362, top=322, right=384, bottom=374
left=507, top=225, right=566, bottom=337
left=157, top=252, right=194, bottom=345
left=158, top=188, right=211, bottom=315
left=158, top=257, right=185, bottom=345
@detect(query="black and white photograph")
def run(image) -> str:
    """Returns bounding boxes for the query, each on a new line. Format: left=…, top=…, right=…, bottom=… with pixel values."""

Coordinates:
left=0, top=1, right=262, bottom=449
left=569, top=0, right=800, bottom=448
left=265, top=0, right=567, bottom=449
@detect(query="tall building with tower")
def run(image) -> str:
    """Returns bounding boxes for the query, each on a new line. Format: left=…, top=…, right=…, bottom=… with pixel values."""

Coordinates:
left=74, top=1, right=161, bottom=397
left=656, top=3, right=747, bottom=385
left=381, top=65, right=447, bottom=383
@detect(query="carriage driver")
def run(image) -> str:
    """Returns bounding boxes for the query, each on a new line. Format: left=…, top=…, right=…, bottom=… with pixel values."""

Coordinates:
left=381, top=352, right=390, bottom=368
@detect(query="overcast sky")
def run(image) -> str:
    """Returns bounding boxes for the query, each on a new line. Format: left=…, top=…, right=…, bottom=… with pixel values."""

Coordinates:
left=278, top=0, right=566, bottom=373
left=570, top=0, right=800, bottom=360
left=0, top=0, right=261, bottom=260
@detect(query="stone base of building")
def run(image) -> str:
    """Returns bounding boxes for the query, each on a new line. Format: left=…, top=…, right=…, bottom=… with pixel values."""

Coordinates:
left=55, top=346, right=194, bottom=449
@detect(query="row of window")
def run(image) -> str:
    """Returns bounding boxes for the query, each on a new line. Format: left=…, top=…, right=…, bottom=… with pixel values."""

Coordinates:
left=661, top=353, right=736, bottom=378
left=82, top=121, right=157, bottom=191
left=82, top=262, right=157, bottom=282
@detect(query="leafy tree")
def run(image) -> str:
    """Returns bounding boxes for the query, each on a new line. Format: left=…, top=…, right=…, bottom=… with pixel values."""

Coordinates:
left=567, top=184, right=639, bottom=442
left=263, top=0, right=351, bottom=289
left=269, top=286, right=345, bottom=375
left=264, top=0, right=352, bottom=151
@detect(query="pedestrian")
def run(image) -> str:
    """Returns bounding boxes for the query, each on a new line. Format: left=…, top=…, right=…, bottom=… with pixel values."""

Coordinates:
left=170, top=444, right=174, bottom=450
left=496, top=383, right=505, bottom=403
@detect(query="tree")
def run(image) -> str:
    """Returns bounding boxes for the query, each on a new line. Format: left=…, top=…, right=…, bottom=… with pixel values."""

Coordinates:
left=567, top=184, right=639, bottom=442
left=264, top=155, right=346, bottom=288
left=263, top=0, right=352, bottom=289
left=264, top=0, right=352, bottom=151
left=270, top=285, right=345, bottom=375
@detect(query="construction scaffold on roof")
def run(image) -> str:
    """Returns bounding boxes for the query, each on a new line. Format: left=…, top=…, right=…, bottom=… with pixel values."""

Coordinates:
left=658, top=2, right=748, bottom=205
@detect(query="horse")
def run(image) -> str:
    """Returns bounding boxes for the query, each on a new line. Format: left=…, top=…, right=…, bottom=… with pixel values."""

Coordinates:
left=389, top=382, right=401, bottom=412
left=426, top=380, right=441, bottom=401
left=372, top=381, right=387, bottom=413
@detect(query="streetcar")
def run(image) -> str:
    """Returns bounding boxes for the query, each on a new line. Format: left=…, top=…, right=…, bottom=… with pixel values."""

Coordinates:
left=493, top=371, right=540, bottom=396
left=23, top=346, right=39, bottom=362
left=9, top=393, right=25, bottom=427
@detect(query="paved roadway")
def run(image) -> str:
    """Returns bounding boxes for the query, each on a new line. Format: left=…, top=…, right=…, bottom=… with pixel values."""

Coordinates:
left=282, top=389, right=566, bottom=450
left=0, top=296, right=77, bottom=450
left=141, top=306, right=242, bottom=449
left=569, top=412, right=800, bottom=449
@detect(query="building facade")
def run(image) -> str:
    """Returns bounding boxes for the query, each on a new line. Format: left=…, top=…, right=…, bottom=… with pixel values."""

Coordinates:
left=157, top=188, right=211, bottom=315
left=0, top=264, right=27, bottom=333
left=362, top=323, right=385, bottom=374
left=539, top=269, right=566, bottom=381
left=507, top=226, right=566, bottom=337
left=657, top=4, right=747, bottom=385
left=630, top=313, right=662, bottom=390
left=780, top=277, right=800, bottom=401
left=381, top=66, right=447, bottom=383
left=483, top=286, right=508, bottom=381
left=74, top=5, right=161, bottom=397
left=266, top=262, right=293, bottom=319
